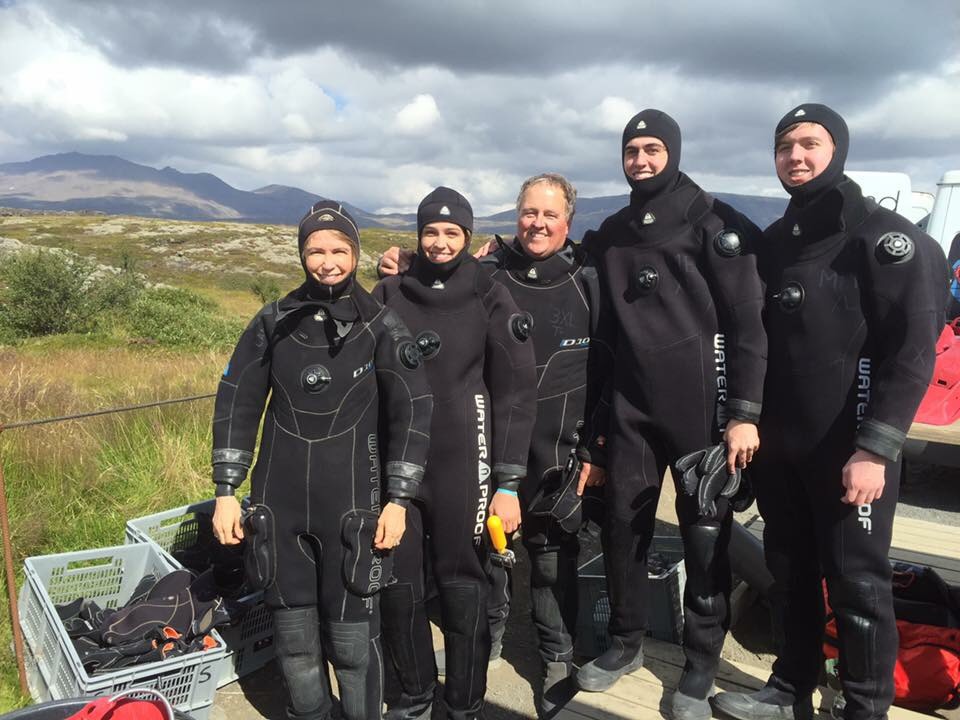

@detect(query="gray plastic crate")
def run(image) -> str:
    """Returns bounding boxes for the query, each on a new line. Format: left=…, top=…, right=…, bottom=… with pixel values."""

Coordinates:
left=125, top=498, right=274, bottom=686
left=23, top=640, right=212, bottom=720
left=19, top=543, right=226, bottom=719
left=575, top=536, right=686, bottom=657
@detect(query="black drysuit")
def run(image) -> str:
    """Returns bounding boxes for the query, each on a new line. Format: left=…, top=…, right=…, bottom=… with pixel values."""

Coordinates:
left=374, top=254, right=537, bottom=720
left=479, top=238, right=613, bottom=667
left=212, top=281, right=433, bottom=720
left=582, top=173, right=767, bottom=697
left=753, top=178, right=947, bottom=720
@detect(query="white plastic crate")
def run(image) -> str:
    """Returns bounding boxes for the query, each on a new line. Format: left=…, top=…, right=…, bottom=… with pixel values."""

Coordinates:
left=124, top=498, right=274, bottom=686
left=19, top=543, right=226, bottom=719
left=575, top=535, right=686, bottom=657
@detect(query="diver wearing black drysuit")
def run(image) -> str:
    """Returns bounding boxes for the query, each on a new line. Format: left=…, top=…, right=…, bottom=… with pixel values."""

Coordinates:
left=375, top=175, right=613, bottom=716
left=479, top=204, right=613, bottom=710
left=714, top=105, right=947, bottom=720
left=211, top=202, right=433, bottom=720
left=374, top=187, right=537, bottom=720
left=576, top=110, right=768, bottom=717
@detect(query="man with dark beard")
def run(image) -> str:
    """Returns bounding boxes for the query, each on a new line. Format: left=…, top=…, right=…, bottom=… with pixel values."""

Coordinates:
left=575, top=109, right=767, bottom=720
left=713, top=104, right=947, bottom=720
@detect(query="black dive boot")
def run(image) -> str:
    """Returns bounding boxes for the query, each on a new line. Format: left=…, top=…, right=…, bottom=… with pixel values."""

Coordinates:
left=713, top=686, right=814, bottom=720
left=575, top=638, right=643, bottom=692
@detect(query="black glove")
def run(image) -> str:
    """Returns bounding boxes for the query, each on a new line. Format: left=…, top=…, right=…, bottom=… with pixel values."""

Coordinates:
left=675, top=443, right=750, bottom=519
left=528, top=453, right=584, bottom=534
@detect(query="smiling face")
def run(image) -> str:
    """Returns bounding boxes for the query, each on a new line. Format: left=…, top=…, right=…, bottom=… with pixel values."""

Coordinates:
left=302, top=229, right=356, bottom=285
left=419, top=221, right=468, bottom=264
left=775, top=122, right=836, bottom=188
left=623, top=136, right=669, bottom=183
left=516, top=182, right=570, bottom=259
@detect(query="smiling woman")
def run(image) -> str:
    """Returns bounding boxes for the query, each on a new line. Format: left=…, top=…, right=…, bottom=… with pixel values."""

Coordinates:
left=209, top=200, right=432, bottom=720
left=301, top=229, right=357, bottom=285
left=373, top=186, right=538, bottom=720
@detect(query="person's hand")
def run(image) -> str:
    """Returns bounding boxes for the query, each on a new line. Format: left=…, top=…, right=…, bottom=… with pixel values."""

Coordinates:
left=374, top=502, right=407, bottom=550
left=724, top=420, right=760, bottom=474
left=489, top=491, right=522, bottom=534
left=378, top=246, right=414, bottom=277
left=213, top=496, right=244, bottom=545
left=841, top=449, right=886, bottom=505
left=576, top=461, right=606, bottom=496
left=473, top=239, right=496, bottom=258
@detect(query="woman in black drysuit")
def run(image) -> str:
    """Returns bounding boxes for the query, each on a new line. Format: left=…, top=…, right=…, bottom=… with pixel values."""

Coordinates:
left=373, top=187, right=537, bottom=720
left=211, top=201, right=433, bottom=720
left=713, top=104, right=947, bottom=720
left=576, top=110, right=768, bottom=720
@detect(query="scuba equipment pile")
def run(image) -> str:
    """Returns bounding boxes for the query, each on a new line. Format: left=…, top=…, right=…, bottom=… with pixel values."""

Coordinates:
left=55, top=569, right=228, bottom=674
left=823, top=562, right=960, bottom=713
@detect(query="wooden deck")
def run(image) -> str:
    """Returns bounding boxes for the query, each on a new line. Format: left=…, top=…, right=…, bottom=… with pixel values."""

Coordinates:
left=556, top=636, right=931, bottom=720
left=210, top=634, right=934, bottom=720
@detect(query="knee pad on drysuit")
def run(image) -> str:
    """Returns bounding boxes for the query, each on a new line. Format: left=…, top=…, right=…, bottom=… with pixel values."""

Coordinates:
left=675, top=443, right=752, bottom=519
left=341, top=509, right=394, bottom=597
left=274, top=606, right=333, bottom=720
left=439, top=583, right=489, bottom=718
left=680, top=522, right=727, bottom=616
left=243, top=504, right=277, bottom=591
left=528, top=453, right=585, bottom=533
left=825, top=576, right=895, bottom=704
left=325, top=621, right=379, bottom=720
left=381, top=583, right=437, bottom=706
left=529, top=546, right=579, bottom=664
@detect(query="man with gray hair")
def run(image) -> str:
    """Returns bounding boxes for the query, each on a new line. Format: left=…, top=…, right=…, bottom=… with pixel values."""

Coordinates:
left=378, top=173, right=612, bottom=717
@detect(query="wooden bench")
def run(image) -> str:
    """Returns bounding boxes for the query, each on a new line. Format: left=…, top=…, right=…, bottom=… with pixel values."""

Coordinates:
left=742, top=514, right=960, bottom=586
left=904, top=421, right=960, bottom=467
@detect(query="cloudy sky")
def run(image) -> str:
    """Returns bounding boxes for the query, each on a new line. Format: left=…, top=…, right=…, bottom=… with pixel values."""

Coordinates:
left=0, top=0, right=957, bottom=214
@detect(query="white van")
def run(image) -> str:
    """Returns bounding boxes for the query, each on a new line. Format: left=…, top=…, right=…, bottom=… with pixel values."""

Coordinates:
left=847, top=170, right=960, bottom=257
left=924, top=171, right=960, bottom=257
left=846, top=171, right=918, bottom=220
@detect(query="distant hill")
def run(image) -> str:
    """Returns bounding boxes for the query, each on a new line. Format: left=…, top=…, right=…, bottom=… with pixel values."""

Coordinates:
left=0, top=152, right=786, bottom=236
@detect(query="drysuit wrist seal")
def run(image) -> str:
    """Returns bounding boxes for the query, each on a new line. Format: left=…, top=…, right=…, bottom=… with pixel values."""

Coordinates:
left=855, top=419, right=905, bottom=463
left=214, top=483, right=236, bottom=497
left=386, top=475, right=420, bottom=501
left=494, top=477, right=521, bottom=494
left=212, top=462, right=247, bottom=495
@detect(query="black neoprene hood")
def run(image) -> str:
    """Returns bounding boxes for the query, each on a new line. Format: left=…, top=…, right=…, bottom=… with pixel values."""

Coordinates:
left=775, top=103, right=849, bottom=205
left=621, top=108, right=682, bottom=199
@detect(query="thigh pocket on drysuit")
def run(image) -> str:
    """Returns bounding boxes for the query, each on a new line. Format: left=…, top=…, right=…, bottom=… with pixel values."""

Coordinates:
left=340, top=509, right=394, bottom=598
left=242, top=504, right=277, bottom=591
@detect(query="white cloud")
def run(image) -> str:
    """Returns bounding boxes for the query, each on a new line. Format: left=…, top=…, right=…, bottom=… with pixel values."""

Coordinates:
left=393, top=94, right=441, bottom=136
left=848, top=69, right=960, bottom=142
left=0, top=1, right=957, bottom=215
left=597, top=97, right=637, bottom=132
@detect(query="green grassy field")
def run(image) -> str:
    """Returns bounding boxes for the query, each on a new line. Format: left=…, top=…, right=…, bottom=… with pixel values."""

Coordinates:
left=0, top=211, right=437, bottom=710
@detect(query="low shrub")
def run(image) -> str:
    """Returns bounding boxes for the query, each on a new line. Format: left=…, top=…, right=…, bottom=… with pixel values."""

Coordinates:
left=0, top=250, right=98, bottom=336
left=127, top=287, right=244, bottom=348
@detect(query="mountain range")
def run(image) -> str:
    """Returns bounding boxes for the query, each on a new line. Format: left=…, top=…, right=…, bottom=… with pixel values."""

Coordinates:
left=0, top=152, right=787, bottom=238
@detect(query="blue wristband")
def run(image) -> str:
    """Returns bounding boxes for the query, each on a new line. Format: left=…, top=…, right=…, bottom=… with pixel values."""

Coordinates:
left=496, top=488, right=518, bottom=497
